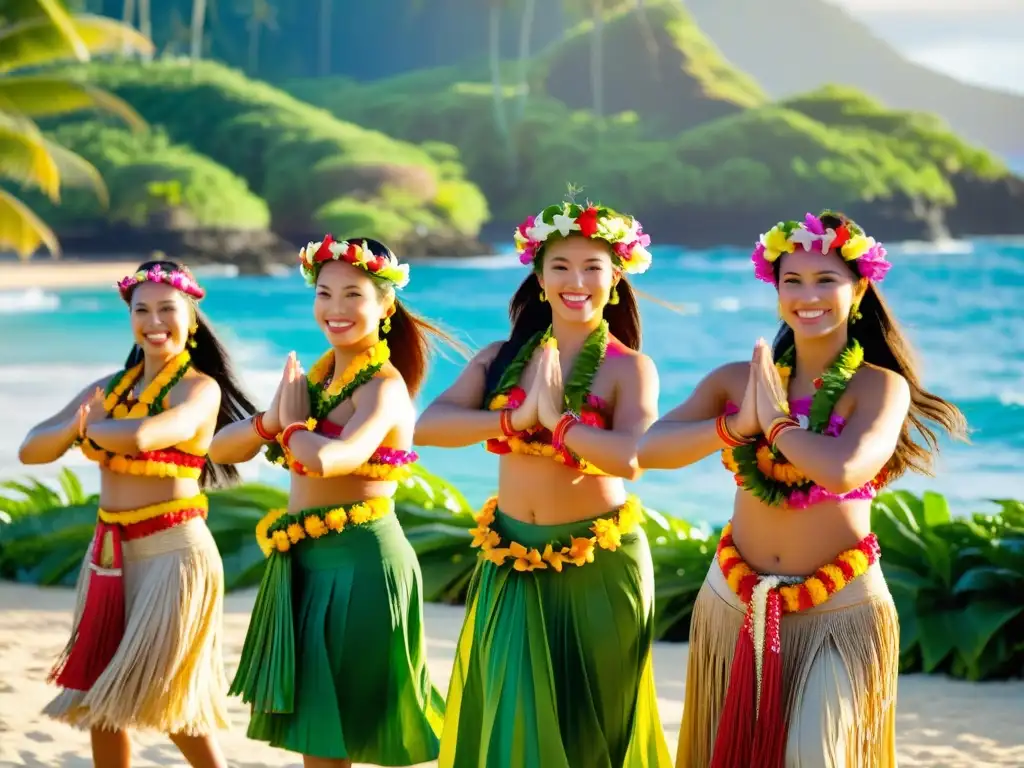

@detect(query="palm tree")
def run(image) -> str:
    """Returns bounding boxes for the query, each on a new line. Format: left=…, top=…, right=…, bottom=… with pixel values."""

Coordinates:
left=513, top=0, right=536, bottom=121
left=239, top=0, right=277, bottom=75
left=0, top=1, right=152, bottom=258
left=190, top=0, right=206, bottom=61
left=318, top=0, right=332, bottom=76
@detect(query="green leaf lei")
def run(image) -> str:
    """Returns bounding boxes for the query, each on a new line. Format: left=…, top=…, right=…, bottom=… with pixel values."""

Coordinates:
left=728, top=340, right=864, bottom=506
left=486, top=320, right=609, bottom=415
left=264, top=353, right=387, bottom=466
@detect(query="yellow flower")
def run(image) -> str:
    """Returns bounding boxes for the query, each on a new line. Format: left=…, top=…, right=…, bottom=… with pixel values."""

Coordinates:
left=325, top=509, right=347, bottom=531
left=761, top=226, right=796, bottom=262
left=304, top=515, right=328, bottom=538
left=304, top=417, right=318, bottom=431
left=482, top=547, right=512, bottom=566
left=286, top=523, right=305, bottom=544
left=840, top=235, right=872, bottom=261
left=542, top=544, right=568, bottom=572
left=475, top=500, right=497, bottom=527
left=592, top=518, right=622, bottom=551
left=348, top=504, right=372, bottom=525
left=469, top=525, right=493, bottom=548
left=566, top=536, right=596, bottom=567
left=509, top=542, right=546, bottom=572
left=272, top=530, right=290, bottom=552
left=488, top=394, right=509, bottom=411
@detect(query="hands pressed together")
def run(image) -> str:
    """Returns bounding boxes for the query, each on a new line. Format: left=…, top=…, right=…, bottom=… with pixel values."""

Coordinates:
left=508, top=339, right=566, bottom=434
left=726, top=338, right=791, bottom=441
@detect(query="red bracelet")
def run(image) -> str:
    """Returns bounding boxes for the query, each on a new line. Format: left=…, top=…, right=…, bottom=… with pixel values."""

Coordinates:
left=767, top=416, right=800, bottom=449
left=499, top=409, right=528, bottom=439
left=278, top=420, right=312, bottom=450
left=252, top=412, right=277, bottom=441
left=715, top=413, right=752, bottom=448
left=551, top=412, right=579, bottom=451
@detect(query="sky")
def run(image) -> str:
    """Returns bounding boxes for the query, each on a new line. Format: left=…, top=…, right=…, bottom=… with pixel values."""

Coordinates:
left=832, top=0, right=1024, bottom=95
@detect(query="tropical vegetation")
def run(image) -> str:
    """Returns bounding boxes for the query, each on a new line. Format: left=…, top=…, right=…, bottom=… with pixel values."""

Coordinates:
left=2, top=468, right=1021, bottom=682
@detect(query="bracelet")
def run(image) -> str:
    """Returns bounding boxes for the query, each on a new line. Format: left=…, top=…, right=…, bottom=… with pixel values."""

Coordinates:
left=551, top=412, right=580, bottom=452
left=499, top=409, right=528, bottom=439
left=278, top=420, right=315, bottom=450
left=252, top=412, right=277, bottom=441
left=715, top=413, right=753, bottom=448
left=767, top=416, right=800, bottom=450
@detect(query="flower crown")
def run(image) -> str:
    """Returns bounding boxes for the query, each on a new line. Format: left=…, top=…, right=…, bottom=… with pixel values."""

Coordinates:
left=117, top=264, right=205, bottom=302
left=299, top=234, right=410, bottom=289
left=514, top=201, right=652, bottom=275
left=752, top=211, right=891, bottom=285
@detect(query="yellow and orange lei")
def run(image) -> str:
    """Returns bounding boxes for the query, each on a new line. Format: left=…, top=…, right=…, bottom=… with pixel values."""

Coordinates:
left=307, top=340, right=389, bottom=404
left=255, top=497, right=392, bottom=556
left=469, top=495, right=643, bottom=572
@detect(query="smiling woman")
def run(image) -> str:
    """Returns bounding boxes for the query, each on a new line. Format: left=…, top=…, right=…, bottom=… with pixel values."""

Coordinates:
left=16, top=259, right=256, bottom=768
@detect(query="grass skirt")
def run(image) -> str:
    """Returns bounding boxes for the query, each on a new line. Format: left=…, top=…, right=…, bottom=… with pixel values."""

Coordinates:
left=44, top=517, right=228, bottom=734
left=439, top=506, right=672, bottom=768
left=243, top=508, right=444, bottom=763
left=676, top=559, right=899, bottom=768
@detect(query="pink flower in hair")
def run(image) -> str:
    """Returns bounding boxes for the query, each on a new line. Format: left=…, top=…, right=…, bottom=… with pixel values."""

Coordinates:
left=751, top=242, right=775, bottom=284
left=856, top=243, right=892, bottom=282
left=803, top=213, right=825, bottom=235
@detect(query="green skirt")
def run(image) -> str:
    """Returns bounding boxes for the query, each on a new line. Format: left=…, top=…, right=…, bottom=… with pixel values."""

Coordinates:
left=232, top=502, right=444, bottom=763
left=439, top=505, right=672, bottom=768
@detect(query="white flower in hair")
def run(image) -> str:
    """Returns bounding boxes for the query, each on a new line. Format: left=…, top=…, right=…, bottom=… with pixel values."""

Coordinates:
left=551, top=212, right=581, bottom=237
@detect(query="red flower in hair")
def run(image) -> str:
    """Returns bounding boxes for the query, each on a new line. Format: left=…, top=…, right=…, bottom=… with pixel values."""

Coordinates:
left=577, top=206, right=599, bottom=238
left=312, top=234, right=335, bottom=263
left=831, top=225, right=850, bottom=250
left=342, top=243, right=360, bottom=264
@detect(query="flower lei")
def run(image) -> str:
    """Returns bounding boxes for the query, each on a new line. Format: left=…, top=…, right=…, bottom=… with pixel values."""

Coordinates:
left=103, top=351, right=193, bottom=418
left=298, top=234, right=410, bottom=289
left=469, top=495, right=643, bottom=572
left=117, top=264, right=205, bottom=301
left=752, top=211, right=891, bottom=285
left=255, top=498, right=392, bottom=556
left=722, top=341, right=865, bottom=507
left=514, top=201, right=652, bottom=275
left=265, top=340, right=390, bottom=466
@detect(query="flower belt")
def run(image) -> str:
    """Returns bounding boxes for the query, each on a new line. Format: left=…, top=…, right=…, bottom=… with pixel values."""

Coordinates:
left=82, top=441, right=206, bottom=480
left=255, top=497, right=393, bottom=556
left=469, top=495, right=643, bottom=572
left=49, top=494, right=209, bottom=692
left=709, top=521, right=881, bottom=768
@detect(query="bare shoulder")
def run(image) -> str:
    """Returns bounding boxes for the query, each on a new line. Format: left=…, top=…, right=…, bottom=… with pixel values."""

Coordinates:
left=169, top=369, right=220, bottom=407
left=606, top=347, right=657, bottom=381
left=359, top=369, right=411, bottom=405
left=850, top=364, right=911, bottom=415
left=474, top=340, right=505, bottom=368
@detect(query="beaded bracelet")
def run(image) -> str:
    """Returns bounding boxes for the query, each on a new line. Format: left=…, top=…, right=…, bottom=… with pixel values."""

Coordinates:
left=715, top=413, right=753, bottom=448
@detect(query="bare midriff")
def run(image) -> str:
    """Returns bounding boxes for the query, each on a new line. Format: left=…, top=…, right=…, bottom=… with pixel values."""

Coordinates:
left=730, top=491, right=873, bottom=575
left=288, top=473, right=398, bottom=514
left=98, top=470, right=203, bottom=513
left=496, top=452, right=627, bottom=525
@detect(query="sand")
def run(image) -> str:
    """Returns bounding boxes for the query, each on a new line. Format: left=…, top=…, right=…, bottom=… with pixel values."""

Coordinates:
left=0, top=583, right=1021, bottom=767
left=0, top=259, right=139, bottom=291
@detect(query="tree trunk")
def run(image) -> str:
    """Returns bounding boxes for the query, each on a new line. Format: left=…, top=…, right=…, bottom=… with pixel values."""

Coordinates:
left=515, top=0, right=536, bottom=121
left=248, top=18, right=260, bottom=74
left=591, top=0, right=604, bottom=120
left=489, top=2, right=511, bottom=166
left=319, top=0, right=332, bottom=76
left=138, top=0, right=152, bottom=62
left=190, top=0, right=207, bottom=63
left=121, top=0, right=135, bottom=55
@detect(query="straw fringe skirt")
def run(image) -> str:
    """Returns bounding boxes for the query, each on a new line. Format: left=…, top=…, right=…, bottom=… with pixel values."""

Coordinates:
left=44, top=517, right=229, bottom=734
left=439, top=507, right=672, bottom=768
left=676, top=560, right=899, bottom=768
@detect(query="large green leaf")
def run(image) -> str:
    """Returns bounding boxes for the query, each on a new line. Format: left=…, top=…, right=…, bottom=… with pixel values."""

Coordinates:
left=953, top=566, right=1024, bottom=595
left=951, top=600, right=1024, bottom=666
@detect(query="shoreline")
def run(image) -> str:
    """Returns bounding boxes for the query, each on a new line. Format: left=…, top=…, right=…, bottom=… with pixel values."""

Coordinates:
left=0, top=581, right=1022, bottom=767
left=0, top=258, right=139, bottom=291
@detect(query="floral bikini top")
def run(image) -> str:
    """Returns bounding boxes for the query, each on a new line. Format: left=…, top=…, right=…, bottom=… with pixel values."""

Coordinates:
left=80, top=351, right=207, bottom=480
left=483, top=321, right=617, bottom=476
left=306, top=418, right=417, bottom=480
left=720, top=340, right=889, bottom=510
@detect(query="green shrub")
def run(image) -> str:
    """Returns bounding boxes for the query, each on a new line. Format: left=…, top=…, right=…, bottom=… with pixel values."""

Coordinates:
left=23, top=121, right=270, bottom=229
left=54, top=59, right=489, bottom=245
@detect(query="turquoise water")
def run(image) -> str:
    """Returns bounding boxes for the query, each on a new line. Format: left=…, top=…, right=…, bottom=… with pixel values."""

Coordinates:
left=2, top=239, right=1021, bottom=523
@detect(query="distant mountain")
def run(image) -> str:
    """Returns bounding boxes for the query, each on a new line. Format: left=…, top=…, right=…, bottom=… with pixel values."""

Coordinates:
left=681, top=0, right=1024, bottom=157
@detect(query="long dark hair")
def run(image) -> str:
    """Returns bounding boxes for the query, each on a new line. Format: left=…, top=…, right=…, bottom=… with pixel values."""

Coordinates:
left=483, top=237, right=642, bottom=397
left=771, top=213, right=968, bottom=480
left=123, top=259, right=257, bottom=488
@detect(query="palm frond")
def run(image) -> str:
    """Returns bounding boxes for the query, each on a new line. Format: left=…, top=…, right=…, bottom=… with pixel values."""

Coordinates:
left=0, top=13, right=153, bottom=74
left=0, top=185, right=59, bottom=257
left=0, top=109, right=59, bottom=198
left=0, top=75, right=146, bottom=130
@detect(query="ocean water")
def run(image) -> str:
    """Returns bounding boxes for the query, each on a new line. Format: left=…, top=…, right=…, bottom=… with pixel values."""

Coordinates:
left=2, top=239, right=1022, bottom=524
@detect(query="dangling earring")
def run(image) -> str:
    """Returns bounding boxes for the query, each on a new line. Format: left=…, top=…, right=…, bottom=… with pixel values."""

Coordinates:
left=539, top=289, right=547, bottom=302
left=777, top=300, right=783, bottom=319
left=382, top=316, right=391, bottom=335
left=187, top=324, right=198, bottom=348
left=849, top=302, right=862, bottom=324
left=609, top=286, right=619, bottom=305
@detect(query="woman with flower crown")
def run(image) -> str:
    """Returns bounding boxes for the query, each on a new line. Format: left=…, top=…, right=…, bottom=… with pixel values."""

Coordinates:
left=18, top=260, right=256, bottom=768
left=416, top=201, right=671, bottom=767
left=209, top=236, right=445, bottom=767
left=638, top=211, right=967, bottom=768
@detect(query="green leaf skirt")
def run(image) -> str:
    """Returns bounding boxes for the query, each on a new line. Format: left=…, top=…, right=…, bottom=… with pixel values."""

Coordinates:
left=233, top=504, right=444, bottom=763
left=439, top=505, right=673, bottom=768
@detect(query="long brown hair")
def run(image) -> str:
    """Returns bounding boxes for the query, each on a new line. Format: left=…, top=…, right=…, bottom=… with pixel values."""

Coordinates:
left=484, top=239, right=642, bottom=397
left=381, top=299, right=465, bottom=396
left=771, top=213, right=968, bottom=480
left=123, top=260, right=257, bottom=489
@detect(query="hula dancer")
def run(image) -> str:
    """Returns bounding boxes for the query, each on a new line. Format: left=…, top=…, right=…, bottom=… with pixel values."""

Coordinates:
left=18, top=260, right=255, bottom=768
left=416, top=201, right=671, bottom=767
left=638, top=211, right=968, bottom=768
left=210, top=236, right=445, bottom=767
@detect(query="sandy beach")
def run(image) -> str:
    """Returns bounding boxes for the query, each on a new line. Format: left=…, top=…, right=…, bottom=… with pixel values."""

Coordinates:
left=0, top=582, right=1021, bottom=767
left=0, top=259, right=140, bottom=291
